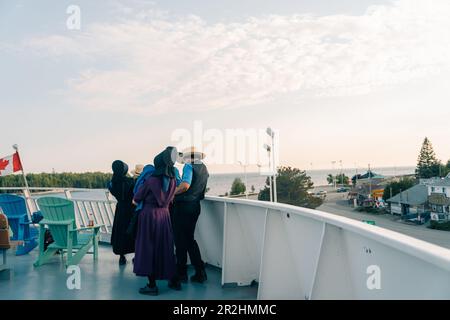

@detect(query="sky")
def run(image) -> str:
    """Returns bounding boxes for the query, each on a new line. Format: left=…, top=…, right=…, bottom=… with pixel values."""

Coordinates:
left=1, top=0, right=450, bottom=174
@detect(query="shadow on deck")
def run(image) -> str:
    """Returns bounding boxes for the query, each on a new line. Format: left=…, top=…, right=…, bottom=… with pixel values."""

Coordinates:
left=0, top=245, right=258, bottom=300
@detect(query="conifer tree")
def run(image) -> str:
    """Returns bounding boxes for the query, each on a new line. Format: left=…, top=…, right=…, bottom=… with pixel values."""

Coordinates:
left=416, top=137, right=441, bottom=178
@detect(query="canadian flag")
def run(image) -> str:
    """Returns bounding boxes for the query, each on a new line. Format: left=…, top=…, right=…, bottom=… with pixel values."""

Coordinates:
left=0, top=152, right=23, bottom=177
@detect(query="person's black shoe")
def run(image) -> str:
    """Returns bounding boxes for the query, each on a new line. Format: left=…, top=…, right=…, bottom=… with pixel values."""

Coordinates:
left=119, top=255, right=127, bottom=265
left=179, top=273, right=188, bottom=283
left=139, top=284, right=159, bottom=296
left=168, top=279, right=182, bottom=291
left=190, top=268, right=207, bottom=283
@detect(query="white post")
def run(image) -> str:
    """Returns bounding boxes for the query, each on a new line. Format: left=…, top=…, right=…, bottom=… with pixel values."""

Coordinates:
left=271, top=132, right=277, bottom=203
left=268, top=151, right=273, bottom=202
left=244, top=164, right=248, bottom=199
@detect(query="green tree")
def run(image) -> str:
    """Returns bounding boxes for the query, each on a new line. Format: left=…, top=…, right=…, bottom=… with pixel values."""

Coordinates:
left=416, top=137, right=442, bottom=179
left=258, top=166, right=323, bottom=209
left=443, top=160, right=450, bottom=177
left=230, top=178, right=246, bottom=195
left=0, top=172, right=113, bottom=192
left=327, top=173, right=349, bottom=186
left=326, top=174, right=334, bottom=185
left=382, top=177, right=417, bottom=201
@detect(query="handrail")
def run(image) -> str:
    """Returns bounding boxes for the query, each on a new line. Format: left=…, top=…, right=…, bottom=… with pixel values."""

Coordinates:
left=0, top=187, right=100, bottom=192
left=204, top=196, right=450, bottom=272
left=1, top=187, right=450, bottom=299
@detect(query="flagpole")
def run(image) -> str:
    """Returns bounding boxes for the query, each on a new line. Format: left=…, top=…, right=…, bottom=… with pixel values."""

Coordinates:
left=12, top=144, right=33, bottom=219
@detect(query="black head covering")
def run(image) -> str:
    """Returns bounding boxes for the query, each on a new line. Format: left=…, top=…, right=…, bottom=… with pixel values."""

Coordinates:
left=153, top=147, right=177, bottom=178
left=112, top=160, right=128, bottom=181
left=109, top=160, right=133, bottom=202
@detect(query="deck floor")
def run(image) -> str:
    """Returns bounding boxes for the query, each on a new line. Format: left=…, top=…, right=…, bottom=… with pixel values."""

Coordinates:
left=0, top=245, right=258, bottom=300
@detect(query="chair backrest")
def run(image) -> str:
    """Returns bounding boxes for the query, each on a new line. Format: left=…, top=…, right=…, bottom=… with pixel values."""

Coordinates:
left=37, top=197, right=78, bottom=247
left=0, top=194, right=28, bottom=240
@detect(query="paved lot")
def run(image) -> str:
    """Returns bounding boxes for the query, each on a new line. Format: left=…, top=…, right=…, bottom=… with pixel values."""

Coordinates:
left=317, top=189, right=450, bottom=249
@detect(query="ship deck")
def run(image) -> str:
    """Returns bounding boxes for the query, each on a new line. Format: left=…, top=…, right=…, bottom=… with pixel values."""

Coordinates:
left=0, top=244, right=258, bottom=300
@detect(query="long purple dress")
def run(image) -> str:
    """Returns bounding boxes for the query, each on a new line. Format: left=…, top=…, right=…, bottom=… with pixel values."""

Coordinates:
left=133, top=176, right=176, bottom=280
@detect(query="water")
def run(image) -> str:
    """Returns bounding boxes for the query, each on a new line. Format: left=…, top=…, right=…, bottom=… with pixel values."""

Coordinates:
left=305, top=166, right=415, bottom=187
left=47, top=166, right=414, bottom=200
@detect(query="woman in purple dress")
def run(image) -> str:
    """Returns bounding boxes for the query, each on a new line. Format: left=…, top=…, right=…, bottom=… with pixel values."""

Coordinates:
left=132, top=147, right=180, bottom=295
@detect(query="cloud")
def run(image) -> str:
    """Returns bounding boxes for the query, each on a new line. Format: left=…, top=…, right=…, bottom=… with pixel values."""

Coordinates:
left=24, top=0, right=450, bottom=115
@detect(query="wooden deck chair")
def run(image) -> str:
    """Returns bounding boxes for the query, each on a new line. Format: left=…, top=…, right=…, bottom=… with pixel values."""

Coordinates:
left=0, top=194, right=38, bottom=255
left=34, top=197, right=101, bottom=267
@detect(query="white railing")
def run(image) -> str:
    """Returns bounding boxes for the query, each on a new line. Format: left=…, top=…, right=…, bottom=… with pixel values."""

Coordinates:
left=198, top=197, right=450, bottom=300
left=2, top=187, right=450, bottom=299
left=0, top=187, right=116, bottom=242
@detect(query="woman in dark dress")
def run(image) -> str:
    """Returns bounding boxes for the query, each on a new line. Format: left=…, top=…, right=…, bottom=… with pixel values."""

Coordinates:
left=108, top=160, right=136, bottom=265
left=133, top=147, right=180, bottom=296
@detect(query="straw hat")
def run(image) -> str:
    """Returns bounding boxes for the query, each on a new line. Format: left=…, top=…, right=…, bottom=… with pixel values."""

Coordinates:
left=182, top=146, right=205, bottom=160
left=131, top=164, right=144, bottom=177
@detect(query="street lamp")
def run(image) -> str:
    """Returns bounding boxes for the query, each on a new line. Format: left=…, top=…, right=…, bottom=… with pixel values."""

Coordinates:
left=237, top=161, right=249, bottom=199
left=331, top=161, right=336, bottom=189
left=263, top=143, right=273, bottom=202
left=266, top=127, right=277, bottom=202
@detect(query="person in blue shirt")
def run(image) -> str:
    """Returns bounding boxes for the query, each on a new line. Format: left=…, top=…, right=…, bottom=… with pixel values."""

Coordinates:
left=171, top=147, right=209, bottom=283
left=175, top=162, right=193, bottom=189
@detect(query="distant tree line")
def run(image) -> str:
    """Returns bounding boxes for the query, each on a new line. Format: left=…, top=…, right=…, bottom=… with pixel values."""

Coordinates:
left=0, top=172, right=113, bottom=191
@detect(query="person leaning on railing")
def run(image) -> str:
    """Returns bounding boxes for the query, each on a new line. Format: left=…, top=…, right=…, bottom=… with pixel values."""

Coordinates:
left=171, top=147, right=209, bottom=284
left=108, top=160, right=136, bottom=265
left=132, top=147, right=181, bottom=296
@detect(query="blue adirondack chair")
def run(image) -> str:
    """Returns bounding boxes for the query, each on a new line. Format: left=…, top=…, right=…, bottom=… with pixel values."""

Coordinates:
left=0, top=194, right=38, bottom=255
left=34, top=197, right=101, bottom=267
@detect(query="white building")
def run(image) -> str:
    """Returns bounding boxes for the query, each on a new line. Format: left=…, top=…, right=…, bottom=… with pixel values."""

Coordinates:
left=422, top=176, right=450, bottom=222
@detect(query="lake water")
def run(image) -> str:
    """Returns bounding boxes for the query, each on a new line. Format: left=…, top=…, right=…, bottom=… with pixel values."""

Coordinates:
left=62, top=166, right=415, bottom=200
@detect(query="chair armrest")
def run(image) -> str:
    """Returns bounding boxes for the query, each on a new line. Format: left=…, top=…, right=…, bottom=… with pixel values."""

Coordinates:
left=71, top=225, right=103, bottom=232
left=39, top=219, right=73, bottom=226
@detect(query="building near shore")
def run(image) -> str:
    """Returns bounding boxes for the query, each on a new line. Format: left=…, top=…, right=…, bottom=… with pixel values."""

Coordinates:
left=386, top=175, right=450, bottom=223
left=386, top=184, right=428, bottom=216
left=422, top=176, right=450, bottom=222
left=350, top=171, right=388, bottom=207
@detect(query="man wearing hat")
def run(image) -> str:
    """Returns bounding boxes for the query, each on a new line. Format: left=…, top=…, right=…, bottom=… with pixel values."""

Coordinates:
left=131, top=164, right=144, bottom=179
left=172, top=147, right=209, bottom=283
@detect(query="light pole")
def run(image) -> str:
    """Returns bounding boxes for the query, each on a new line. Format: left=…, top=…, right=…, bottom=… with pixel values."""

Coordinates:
left=263, top=143, right=273, bottom=202
left=237, top=161, right=248, bottom=199
left=339, top=160, right=343, bottom=187
left=266, top=127, right=277, bottom=202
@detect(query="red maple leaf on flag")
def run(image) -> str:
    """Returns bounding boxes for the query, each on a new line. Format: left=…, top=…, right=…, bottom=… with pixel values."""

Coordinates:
left=0, top=159, right=9, bottom=171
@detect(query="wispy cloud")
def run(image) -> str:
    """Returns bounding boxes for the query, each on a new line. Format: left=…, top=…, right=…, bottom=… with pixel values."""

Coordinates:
left=24, top=0, right=450, bottom=115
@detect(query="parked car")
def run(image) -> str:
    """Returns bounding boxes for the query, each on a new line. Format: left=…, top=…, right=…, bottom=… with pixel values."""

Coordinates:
left=336, top=187, right=349, bottom=193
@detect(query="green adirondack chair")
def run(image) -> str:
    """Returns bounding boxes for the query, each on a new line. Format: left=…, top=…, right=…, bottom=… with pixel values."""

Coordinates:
left=34, top=197, right=102, bottom=267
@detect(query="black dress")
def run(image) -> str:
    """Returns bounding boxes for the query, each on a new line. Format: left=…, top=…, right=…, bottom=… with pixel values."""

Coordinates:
left=109, top=161, right=136, bottom=255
